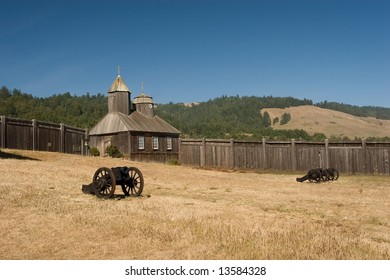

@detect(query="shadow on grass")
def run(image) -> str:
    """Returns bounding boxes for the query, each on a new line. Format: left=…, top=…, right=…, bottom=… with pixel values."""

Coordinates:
left=0, top=150, right=40, bottom=161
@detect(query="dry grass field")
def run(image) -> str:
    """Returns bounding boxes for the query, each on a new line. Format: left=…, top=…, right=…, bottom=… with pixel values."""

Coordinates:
left=261, top=105, right=390, bottom=139
left=1, top=149, right=390, bottom=260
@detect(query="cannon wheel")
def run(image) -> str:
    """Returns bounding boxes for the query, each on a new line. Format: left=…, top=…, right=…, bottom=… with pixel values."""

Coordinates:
left=325, top=168, right=335, bottom=180
left=93, top=167, right=116, bottom=199
left=121, top=167, right=144, bottom=196
left=331, top=168, right=339, bottom=180
left=308, top=169, right=321, bottom=183
left=320, top=169, right=329, bottom=182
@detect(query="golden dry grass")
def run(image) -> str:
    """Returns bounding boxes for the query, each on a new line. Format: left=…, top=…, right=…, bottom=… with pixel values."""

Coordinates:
left=1, top=149, right=390, bottom=260
left=261, top=105, right=390, bottom=138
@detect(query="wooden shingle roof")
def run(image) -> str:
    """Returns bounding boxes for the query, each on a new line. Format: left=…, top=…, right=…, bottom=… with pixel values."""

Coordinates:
left=108, top=75, right=131, bottom=93
left=89, top=111, right=180, bottom=135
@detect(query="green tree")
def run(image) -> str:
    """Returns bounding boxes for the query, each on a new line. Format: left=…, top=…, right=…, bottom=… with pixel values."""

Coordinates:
left=262, top=111, right=271, bottom=127
left=280, top=112, right=291, bottom=125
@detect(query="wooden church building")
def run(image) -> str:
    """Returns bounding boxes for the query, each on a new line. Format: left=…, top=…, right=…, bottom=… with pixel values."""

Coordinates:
left=88, top=72, right=180, bottom=162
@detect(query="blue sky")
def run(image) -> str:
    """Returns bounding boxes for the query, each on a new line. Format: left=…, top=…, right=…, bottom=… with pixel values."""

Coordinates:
left=1, top=0, right=389, bottom=107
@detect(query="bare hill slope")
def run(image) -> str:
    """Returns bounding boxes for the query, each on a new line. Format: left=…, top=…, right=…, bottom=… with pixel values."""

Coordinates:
left=261, top=105, right=390, bottom=139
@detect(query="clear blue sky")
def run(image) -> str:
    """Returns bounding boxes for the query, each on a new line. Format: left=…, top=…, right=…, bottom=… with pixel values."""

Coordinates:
left=1, top=0, right=389, bottom=107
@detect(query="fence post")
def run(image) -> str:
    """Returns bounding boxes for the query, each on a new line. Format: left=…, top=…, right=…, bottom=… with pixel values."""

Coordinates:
left=178, top=138, right=182, bottom=163
left=0, top=115, right=5, bottom=148
left=291, top=139, right=296, bottom=171
left=84, top=129, right=90, bottom=156
left=60, top=123, right=65, bottom=153
left=325, top=138, right=330, bottom=168
left=229, top=138, right=235, bottom=169
left=362, top=138, right=367, bottom=173
left=262, top=137, right=267, bottom=169
left=200, top=138, right=206, bottom=167
left=32, top=119, right=37, bottom=151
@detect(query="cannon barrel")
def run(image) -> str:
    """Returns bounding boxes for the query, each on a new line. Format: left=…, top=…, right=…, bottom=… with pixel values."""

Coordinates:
left=296, top=174, right=309, bottom=182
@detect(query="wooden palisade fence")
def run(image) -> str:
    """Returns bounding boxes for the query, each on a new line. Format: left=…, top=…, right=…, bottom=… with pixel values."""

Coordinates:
left=179, top=138, right=390, bottom=175
left=1, top=116, right=389, bottom=175
left=0, top=116, right=88, bottom=155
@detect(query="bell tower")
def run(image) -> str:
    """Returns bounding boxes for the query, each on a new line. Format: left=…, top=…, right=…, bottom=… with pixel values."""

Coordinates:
left=108, top=67, right=132, bottom=115
left=133, top=82, right=155, bottom=118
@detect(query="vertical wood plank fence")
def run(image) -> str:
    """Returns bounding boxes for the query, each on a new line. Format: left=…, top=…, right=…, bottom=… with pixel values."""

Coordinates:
left=179, top=138, right=390, bottom=175
left=1, top=115, right=389, bottom=175
left=0, top=116, right=88, bottom=155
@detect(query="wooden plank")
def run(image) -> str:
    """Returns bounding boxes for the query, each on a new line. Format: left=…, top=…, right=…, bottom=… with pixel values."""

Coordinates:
left=178, top=138, right=390, bottom=175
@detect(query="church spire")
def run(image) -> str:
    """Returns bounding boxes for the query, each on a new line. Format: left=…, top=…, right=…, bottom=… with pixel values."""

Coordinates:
left=108, top=68, right=130, bottom=93
left=108, top=68, right=132, bottom=115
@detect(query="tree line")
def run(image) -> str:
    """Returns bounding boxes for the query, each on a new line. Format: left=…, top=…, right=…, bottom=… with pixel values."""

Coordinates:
left=1, top=86, right=389, bottom=141
left=154, top=95, right=390, bottom=141
left=0, top=86, right=107, bottom=128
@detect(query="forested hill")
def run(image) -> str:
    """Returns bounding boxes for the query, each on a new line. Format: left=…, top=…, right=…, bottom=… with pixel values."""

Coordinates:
left=1, top=86, right=389, bottom=141
left=0, top=86, right=107, bottom=128
left=315, top=101, right=390, bottom=120
left=155, top=96, right=390, bottom=140
left=155, top=95, right=313, bottom=139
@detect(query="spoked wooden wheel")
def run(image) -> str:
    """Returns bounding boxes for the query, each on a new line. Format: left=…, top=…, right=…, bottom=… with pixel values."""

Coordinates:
left=320, top=169, right=329, bottom=182
left=308, top=169, right=321, bottom=183
left=93, top=167, right=116, bottom=199
left=121, top=167, right=144, bottom=196
left=329, top=168, right=339, bottom=180
left=325, top=168, right=335, bottom=180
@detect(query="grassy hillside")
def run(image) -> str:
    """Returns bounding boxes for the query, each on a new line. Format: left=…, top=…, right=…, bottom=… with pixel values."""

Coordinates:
left=155, top=95, right=314, bottom=140
left=156, top=96, right=390, bottom=140
left=262, top=105, right=390, bottom=139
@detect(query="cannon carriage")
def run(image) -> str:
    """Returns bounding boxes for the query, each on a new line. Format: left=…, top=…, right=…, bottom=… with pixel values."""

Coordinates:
left=82, top=166, right=144, bottom=199
left=296, top=168, right=339, bottom=183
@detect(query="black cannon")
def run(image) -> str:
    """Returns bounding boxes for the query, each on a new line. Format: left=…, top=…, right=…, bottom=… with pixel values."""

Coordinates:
left=296, top=168, right=339, bottom=183
left=82, top=166, right=144, bottom=199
